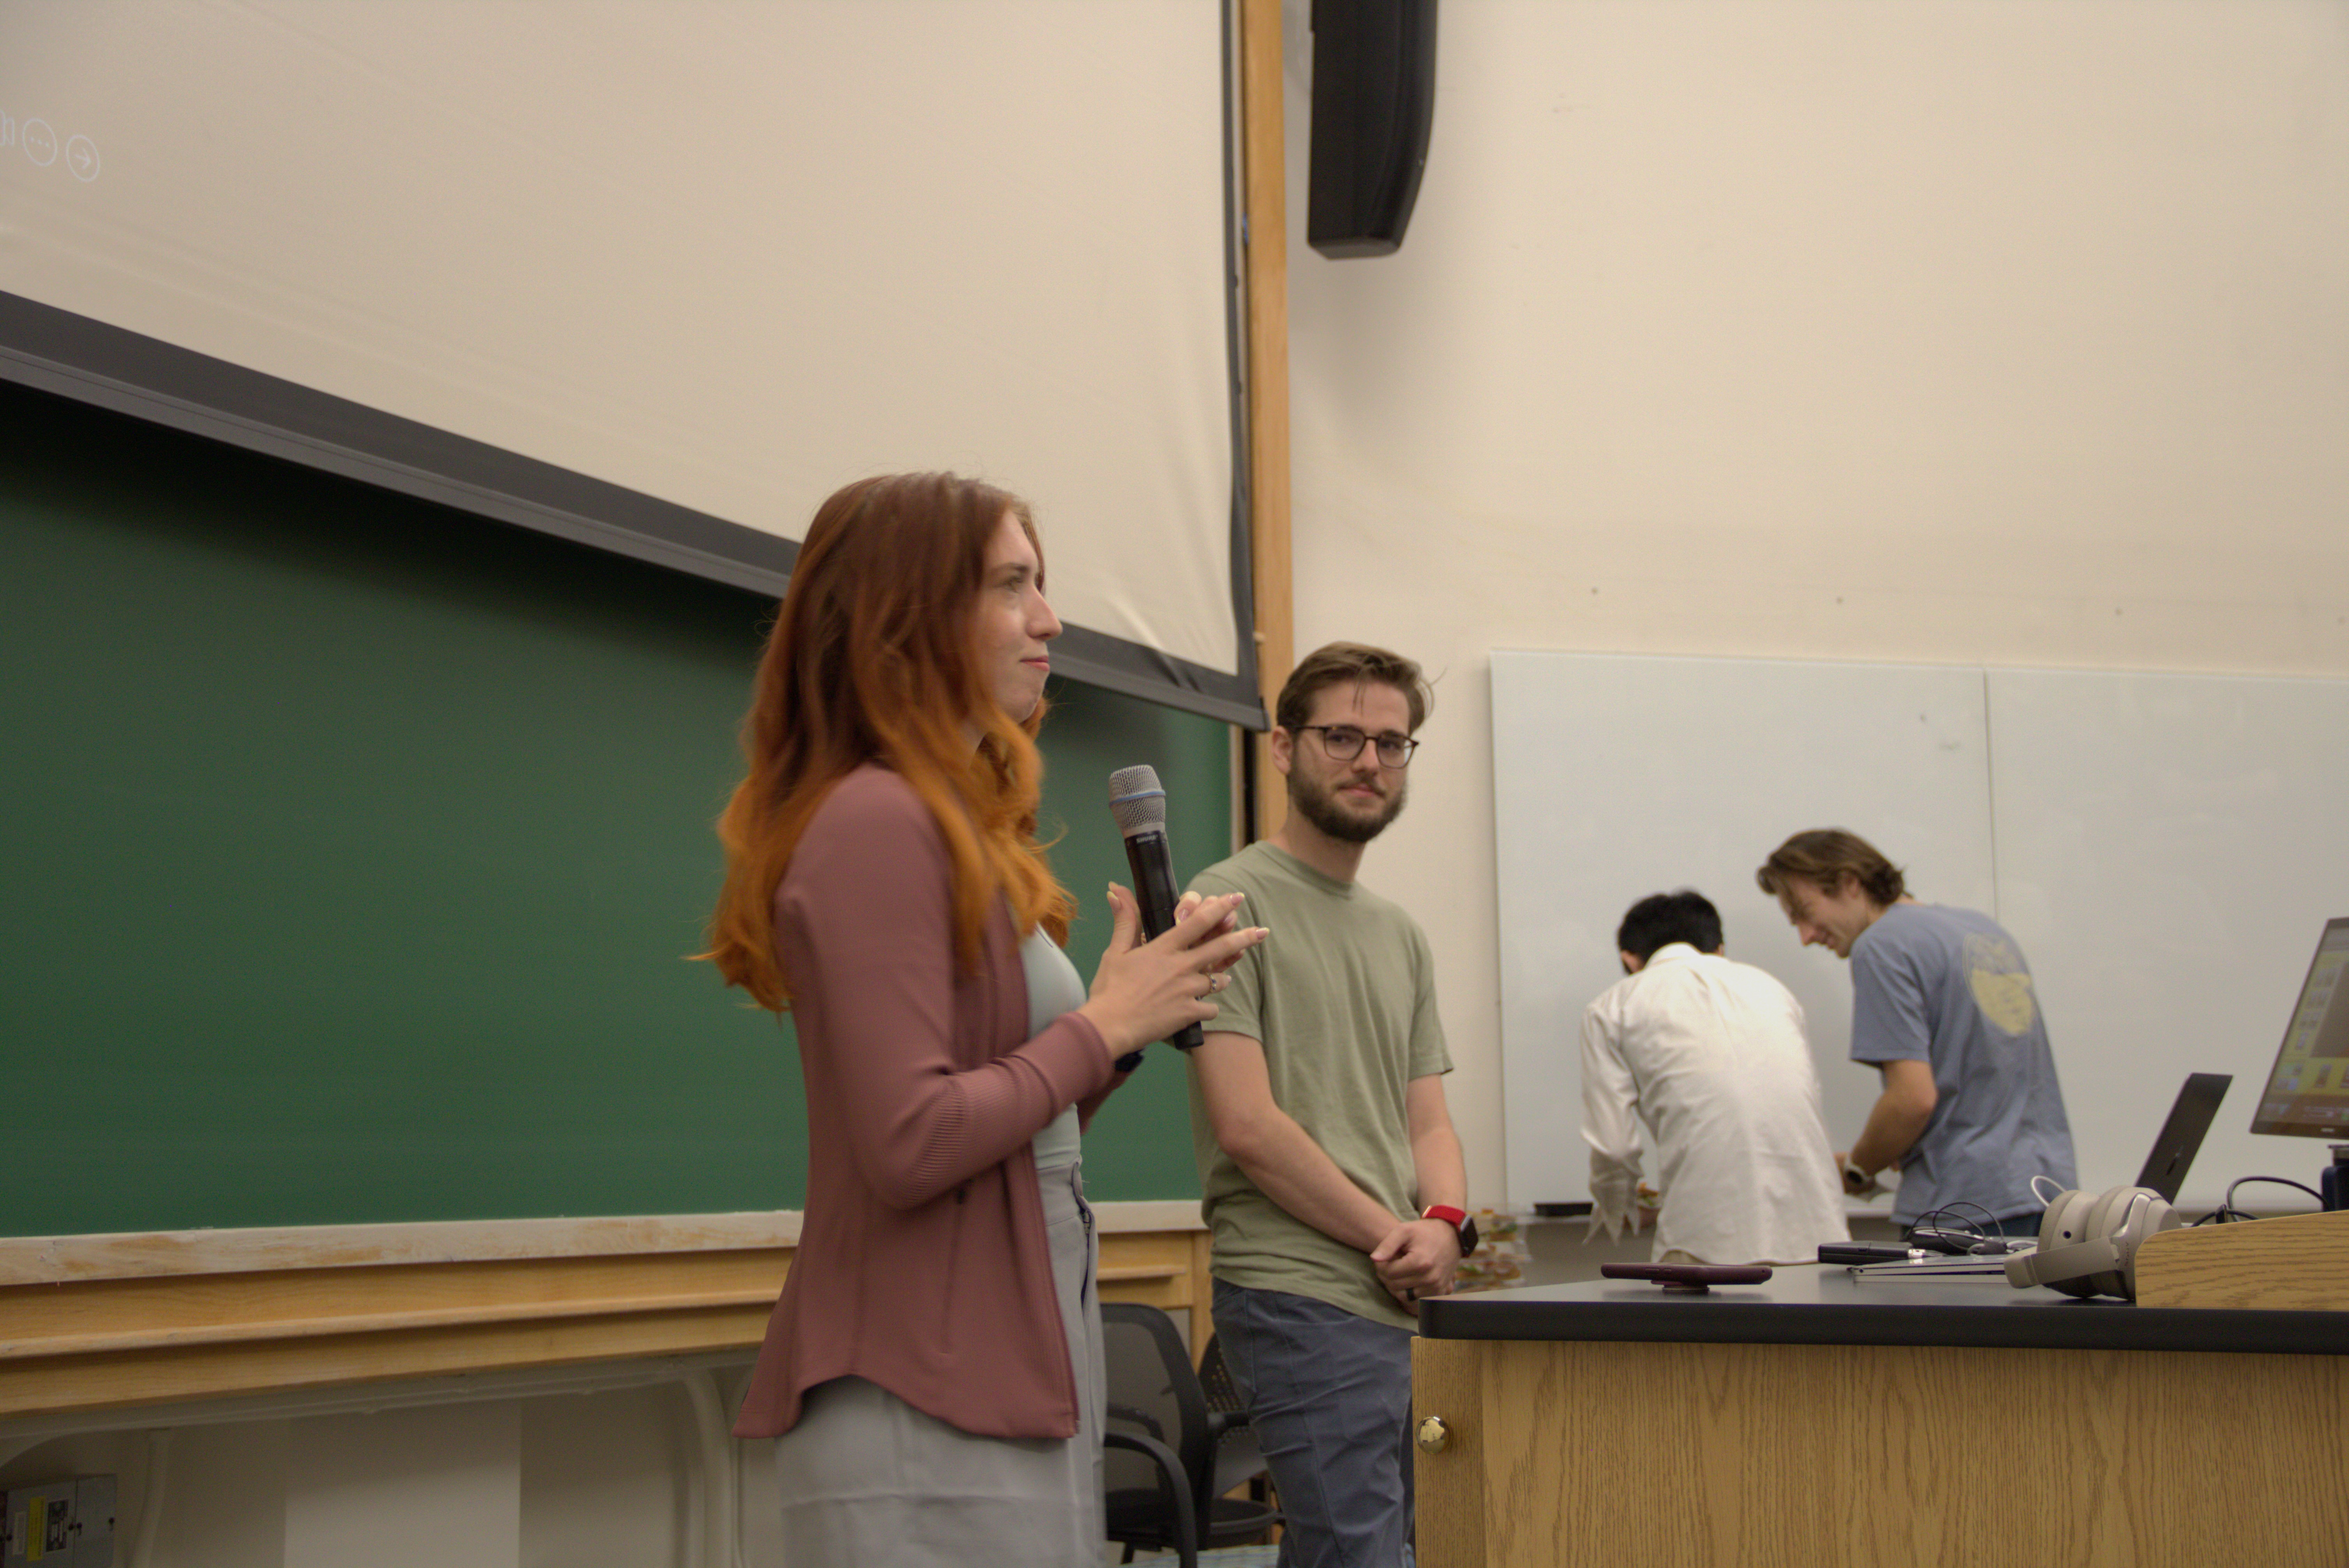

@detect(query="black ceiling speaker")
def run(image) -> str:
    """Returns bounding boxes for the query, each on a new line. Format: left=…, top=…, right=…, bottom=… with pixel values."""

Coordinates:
left=1306, top=0, right=1438, bottom=259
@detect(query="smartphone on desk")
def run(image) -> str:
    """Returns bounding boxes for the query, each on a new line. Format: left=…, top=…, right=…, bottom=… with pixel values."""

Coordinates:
left=1600, top=1262, right=1773, bottom=1290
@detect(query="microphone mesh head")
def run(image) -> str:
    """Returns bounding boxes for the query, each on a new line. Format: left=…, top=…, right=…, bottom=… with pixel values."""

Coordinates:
left=1107, top=765, right=1167, bottom=837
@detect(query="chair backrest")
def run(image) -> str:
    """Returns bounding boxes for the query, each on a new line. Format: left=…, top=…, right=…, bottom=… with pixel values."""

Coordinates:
left=1101, top=1302, right=1215, bottom=1514
left=1197, top=1331, right=1244, bottom=1415
left=1194, top=1332, right=1270, bottom=1503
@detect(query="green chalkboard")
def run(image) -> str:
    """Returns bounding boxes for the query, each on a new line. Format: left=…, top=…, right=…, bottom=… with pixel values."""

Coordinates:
left=0, top=382, right=1232, bottom=1236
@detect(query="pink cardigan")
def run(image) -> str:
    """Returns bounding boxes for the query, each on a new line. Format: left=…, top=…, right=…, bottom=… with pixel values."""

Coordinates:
left=733, top=765, right=1118, bottom=1441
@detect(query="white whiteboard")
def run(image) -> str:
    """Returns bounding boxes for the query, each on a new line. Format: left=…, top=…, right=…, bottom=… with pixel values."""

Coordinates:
left=1985, top=668, right=2349, bottom=1214
left=1493, top=652, right=2349, bottom=1216
left=1492, top=653, right=1996, bottom=1213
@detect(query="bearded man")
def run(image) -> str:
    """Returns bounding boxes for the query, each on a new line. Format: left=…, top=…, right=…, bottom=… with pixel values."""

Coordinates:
left=1184, top=641, right=1467, bottom=1568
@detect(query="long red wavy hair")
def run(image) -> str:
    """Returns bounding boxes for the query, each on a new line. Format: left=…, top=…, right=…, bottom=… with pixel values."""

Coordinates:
left=703, top=473, right=1074, bottom=1012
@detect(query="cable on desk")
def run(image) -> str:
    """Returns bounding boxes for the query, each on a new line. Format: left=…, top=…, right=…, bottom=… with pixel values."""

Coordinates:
left=2191, top=1174, right=2327, bottom=1226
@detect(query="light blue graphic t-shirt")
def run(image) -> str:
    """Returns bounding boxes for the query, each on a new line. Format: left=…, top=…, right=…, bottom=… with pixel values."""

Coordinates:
left=1848, top=903, right=2076, bottom=1224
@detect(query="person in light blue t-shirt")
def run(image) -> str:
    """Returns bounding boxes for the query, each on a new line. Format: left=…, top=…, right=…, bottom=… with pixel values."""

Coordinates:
left=1757, top=829, right=2076, bottom=1234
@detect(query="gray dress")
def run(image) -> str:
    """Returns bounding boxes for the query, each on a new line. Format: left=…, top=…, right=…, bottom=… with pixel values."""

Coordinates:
left=772, top=929, right=1104, bottom=1566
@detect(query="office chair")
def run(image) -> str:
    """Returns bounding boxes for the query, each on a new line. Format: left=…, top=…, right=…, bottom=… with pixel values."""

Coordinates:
left=1197, top=1331, right=1275, bottom=1518
left=1102, top=1304, right=1281, bottom=1564
left=1103, top=1424, right=1196, bottom=1568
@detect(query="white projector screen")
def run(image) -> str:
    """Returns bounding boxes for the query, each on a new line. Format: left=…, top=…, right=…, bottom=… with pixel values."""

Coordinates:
left=0, top=0, right=1260, bottom=723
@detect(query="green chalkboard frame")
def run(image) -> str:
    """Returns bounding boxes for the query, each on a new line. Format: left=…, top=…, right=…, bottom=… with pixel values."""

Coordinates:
left=1, top=382, right=1233, bottom=1237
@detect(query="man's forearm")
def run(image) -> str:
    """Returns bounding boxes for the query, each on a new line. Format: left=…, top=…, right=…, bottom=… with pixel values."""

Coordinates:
left=1411, top=1122, right=1466, bottom=1214
left=1586, top=1157, right=1640, bottom=1235
left=1848, top=1058, right=1936, bottom=1177
left=1224, top=1111, right=1401, bottom=1255
left=1849, top=1094, right=1929, bottom=1174
left=1582, top=1106, right=1642, bottom=1230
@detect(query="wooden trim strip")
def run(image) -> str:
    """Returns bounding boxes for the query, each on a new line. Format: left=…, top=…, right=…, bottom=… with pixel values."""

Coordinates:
left=0, top=1202, right=1203, bottom=1288
left=1240, top=0, right=1294, bottom=839
left=6, top=1287, right=787, bottom=1361
left=0, top=1213, right=796, bottom=1287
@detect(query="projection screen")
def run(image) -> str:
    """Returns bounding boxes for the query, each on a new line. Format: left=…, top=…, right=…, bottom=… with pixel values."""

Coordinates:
left=0, top=0, right=1260, bottom=723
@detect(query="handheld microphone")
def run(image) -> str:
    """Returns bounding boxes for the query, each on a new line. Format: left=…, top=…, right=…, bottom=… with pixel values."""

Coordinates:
left=1108, top=764, right=1205, bottom=1054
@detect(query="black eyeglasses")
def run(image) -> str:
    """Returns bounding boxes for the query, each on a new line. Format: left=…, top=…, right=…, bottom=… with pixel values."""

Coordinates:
left=1295, top=724, right=1420, bottom=768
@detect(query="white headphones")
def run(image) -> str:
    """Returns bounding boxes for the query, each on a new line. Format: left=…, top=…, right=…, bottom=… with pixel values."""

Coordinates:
left=2003, top=1184, right=2180, bottom=1301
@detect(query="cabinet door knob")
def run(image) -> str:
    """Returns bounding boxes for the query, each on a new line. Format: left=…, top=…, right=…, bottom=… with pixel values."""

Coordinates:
left=1415, top=1415, right=1451, bottom=1454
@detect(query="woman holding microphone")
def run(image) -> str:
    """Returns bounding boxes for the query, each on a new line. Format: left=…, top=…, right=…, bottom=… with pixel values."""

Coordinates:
left=704, top=472, right=1260, bottom=1564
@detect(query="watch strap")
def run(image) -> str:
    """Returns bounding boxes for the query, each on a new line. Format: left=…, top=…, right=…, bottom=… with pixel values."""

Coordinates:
left=1422, top=1204, right=1477, bottom=1257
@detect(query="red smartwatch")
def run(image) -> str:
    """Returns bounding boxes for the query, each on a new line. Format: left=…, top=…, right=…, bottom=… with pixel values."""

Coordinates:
left=1422, top=1204, right=1478, bottom=1257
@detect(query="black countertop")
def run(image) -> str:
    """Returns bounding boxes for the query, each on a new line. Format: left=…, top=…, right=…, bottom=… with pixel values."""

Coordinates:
left=1418, top=1262, right=2349, bottom=1356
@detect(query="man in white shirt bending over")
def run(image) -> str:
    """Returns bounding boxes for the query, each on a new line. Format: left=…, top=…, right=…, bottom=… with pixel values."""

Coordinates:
left=1581, top=890, right=1849, bottom=1265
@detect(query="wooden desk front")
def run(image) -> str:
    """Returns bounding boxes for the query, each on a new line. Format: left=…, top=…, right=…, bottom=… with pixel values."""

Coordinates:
left=1414, top=1260, right=2348, bottom=1568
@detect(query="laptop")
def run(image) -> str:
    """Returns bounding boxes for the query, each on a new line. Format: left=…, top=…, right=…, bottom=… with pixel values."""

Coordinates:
left=2133, top=1071, right=2232, bottom=1203
left=1892, top=1072, right=2232, bottom=1261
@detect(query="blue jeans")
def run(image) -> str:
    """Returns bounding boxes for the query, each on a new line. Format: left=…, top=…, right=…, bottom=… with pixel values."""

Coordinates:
left=1211, top=1280, right=1416, bottom=1568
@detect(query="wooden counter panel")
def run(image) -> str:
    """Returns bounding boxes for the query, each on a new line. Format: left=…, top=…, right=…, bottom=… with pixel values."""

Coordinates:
left=1414, top=1337, right=2349, bottom=1568
left=1411, top=1340, right=1487, bottom=1568
left=2133, top=1209, right=2349, bottom=1310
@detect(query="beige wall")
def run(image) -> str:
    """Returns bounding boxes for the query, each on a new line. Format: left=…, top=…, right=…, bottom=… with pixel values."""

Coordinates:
left=1281, top=0, right=2349, bottom=1205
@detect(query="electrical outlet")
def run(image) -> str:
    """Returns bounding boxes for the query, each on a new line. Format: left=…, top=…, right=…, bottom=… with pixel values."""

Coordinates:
left=0, top=1475, right=116, bottom=1566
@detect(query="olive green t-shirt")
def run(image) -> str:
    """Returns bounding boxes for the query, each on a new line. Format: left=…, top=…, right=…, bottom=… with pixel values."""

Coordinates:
left=1185, top=841, right=1451, bottom=1326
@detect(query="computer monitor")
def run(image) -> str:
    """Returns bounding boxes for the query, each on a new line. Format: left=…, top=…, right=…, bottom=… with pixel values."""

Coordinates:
left=2248, top=917, right=2349, bottom=1139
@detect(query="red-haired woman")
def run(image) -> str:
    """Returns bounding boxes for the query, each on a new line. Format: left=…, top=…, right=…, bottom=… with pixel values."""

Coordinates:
left=705, top=473, right=1261, bottom=1565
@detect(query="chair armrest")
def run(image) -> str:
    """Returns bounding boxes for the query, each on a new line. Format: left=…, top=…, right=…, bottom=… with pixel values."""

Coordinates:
left=1108, top=1401, right=1167, bottom=1442
left=1102, top=1429, right=1199, bottom=1568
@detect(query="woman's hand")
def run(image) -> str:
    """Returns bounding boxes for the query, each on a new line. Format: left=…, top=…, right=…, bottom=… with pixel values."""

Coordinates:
left=1077, top=887, right=1266, bottom=1063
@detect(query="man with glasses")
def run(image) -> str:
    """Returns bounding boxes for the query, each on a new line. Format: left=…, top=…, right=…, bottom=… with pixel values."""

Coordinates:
left=1184, top=642, right=1465, bottom=1568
